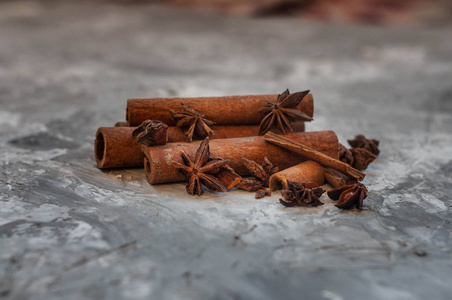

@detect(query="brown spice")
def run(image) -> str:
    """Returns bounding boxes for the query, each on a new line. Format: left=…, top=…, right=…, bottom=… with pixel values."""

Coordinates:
left=349, top=148, right=376, bottom=171
left=269, top=160, right=325, bottom=190
left=348, top=134, right=380, bottom=156
left=240, top=157, right=279, bottom=187
left=324, top=168, right=357, bottom=188
left=126, top=93, right=314, bottom=126
left=235, top=177, right=264, bottom=192
left=172, top=139, right=228, bottom=196
left=258, top=89, right=312, bottom=135
left=143, top=131, right=339, bottom=184
left=327, top=183, right=368, bottom=210
left=280, top=182, right=325, bottom=207
left=170, top=104, right=215, bottom=142
left=263, top=132, right=365, bottom=181
left=132, top=120, right=168, bottom=146
left=339, top=143, right=376, bottom=171
left=255, top=189, right=272, bottom=199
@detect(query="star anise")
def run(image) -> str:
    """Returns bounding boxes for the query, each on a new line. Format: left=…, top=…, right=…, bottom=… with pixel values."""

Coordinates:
left=348, top=134, right=380, bottom=156
left=339, top=143, right=376, bottom=171
left=339, top=144, right=354, bottom=166
left=170, top=103, right=215, bottom=142
left=327, top=183, right=368, bottom=210
left=172, top=139, right=228, bottom=196
left=132, top=119, right=168, bottom=146
left=279, top=181, right=325, bottom=207
left=258, top=89, right=312, bottom=136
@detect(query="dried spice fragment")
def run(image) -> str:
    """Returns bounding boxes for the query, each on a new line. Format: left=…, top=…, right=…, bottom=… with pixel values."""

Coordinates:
left=324, top=167, right=357, bottom=188
left=236, top=177, right=264, bottom=192
left=339, top=143, right=376, bottom=171
left=279, top=181, right=325, bottom=207
left=241, top=157, right=279, bottom=187
left=349, top=148, right=376, bottom=171
left=170, top=103, right=215, bottom=142
left=172, top=139, right=228, bottom=196
left=255, top=189, right=271, bottom=199
left=258, top=89, right=312, bottom=135
left=327, top=183, right=368, bottom=210
left=339, top=144, right=354, bottom=166
left=348, top=134, right=380, bottom=156
left=132, top=120, right=168, bottom=146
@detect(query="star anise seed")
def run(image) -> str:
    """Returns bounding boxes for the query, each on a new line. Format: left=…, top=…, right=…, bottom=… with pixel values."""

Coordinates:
left=170, top=103, right=215, bottom=142
left=172, top=139, right=228, bottom=196
left=327, top=183, right=368, bottom=210
left=279, top=181, right=325, bottom=207
left=258, top=89, right=312, bottom=136
left=348, top=134, right=380, bottom=156
left=132, top=119, right=168, bottom=146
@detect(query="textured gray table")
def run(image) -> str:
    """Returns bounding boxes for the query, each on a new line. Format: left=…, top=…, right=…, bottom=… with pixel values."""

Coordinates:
left=1, top=1, right=451, bottom=299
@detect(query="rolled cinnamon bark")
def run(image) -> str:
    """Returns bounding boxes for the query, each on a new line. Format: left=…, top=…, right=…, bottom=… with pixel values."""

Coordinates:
left=114, top=121, right=129, bottom=127
left=269, top=161, right=325, bottom=191
left=95, top=123, right=305, bottom=169
left=95, top=127, right=144, bottom=169
left=127, top=93, right=314, bottom=126
left=143, top=131, right=339, bottom=184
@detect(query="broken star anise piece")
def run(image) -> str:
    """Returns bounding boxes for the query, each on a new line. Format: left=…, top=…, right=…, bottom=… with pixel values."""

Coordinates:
left=255, top=189, right=272, bottom=199
left=327, top=183, right=368, bottom=210
left=339, top=144, right=354, bottom=166
left=132, top=119, right=168, bottom=146
left=170, top=103, right=215, bottom=142
left=339, top=144, right=376, bottom=171
left=348, top=134, right=380, bottom=156
left=241, top=157, right=279, bottom=187
left=172, top=139, right=228, bottom=196
left=279, top=181, right=325, bottom=207
left=258, top=89, right=312, bottom=136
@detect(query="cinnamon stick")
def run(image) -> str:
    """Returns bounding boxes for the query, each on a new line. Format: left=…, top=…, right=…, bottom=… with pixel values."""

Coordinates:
left=263, top=132, right=365, bottom=181
left=114, top=121, right=129, bottom=127
left=269, top=161, right=325, bottom=191
left=95, top=123, right=305, bottom=169
left=127, top=93, right=314, bottom=126
left=142, top=131, right=339, bottom=184
left=95, top=127, right=144, bottom=169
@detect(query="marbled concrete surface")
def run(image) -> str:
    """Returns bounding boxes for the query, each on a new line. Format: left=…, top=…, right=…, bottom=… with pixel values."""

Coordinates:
left=0, top=1, right=451, bottom=299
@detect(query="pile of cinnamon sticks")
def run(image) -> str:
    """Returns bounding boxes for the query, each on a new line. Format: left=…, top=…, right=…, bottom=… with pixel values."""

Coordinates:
left=94, top=89, right=379, bottom=210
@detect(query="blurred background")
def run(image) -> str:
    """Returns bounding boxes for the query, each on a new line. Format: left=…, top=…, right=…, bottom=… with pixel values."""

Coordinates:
left=93, top=0, right=452, bottom=26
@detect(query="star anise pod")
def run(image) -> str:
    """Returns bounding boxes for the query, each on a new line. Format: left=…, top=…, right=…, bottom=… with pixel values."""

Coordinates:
left=348, top=134, right=380, bottom=156
left=170, top=103, right=215, bottom=142
left=132, top=119, right=168, bottom=146
left=327, top=183, right=368, bottom=210
left=258, top=89, right=312, bottom=136
left=172, top=139, right=228, bottom=196
left=279, top=181, right=325, bottom=207
left=339, top=144, right=376, bottom=171
left=339, top=144, right=354, bottom=166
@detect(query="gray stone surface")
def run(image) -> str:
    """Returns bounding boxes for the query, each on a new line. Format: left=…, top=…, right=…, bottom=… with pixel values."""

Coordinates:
left=1, top=1, right=451, bottom=299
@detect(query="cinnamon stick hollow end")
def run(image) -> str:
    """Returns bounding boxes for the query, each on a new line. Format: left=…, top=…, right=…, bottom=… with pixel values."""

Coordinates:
left=269, top=161, right=325, bottom=191
left=95, top=127, right=144, bottom=169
